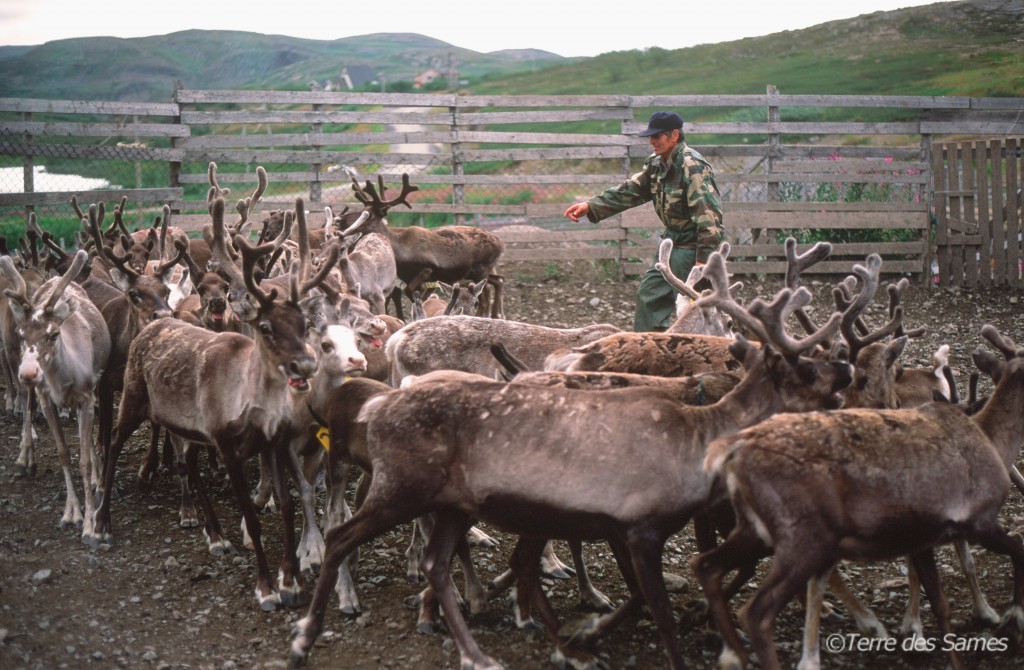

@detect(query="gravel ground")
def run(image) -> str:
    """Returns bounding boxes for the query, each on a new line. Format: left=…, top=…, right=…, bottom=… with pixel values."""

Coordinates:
left=2, top=258, right=1024, bottom=670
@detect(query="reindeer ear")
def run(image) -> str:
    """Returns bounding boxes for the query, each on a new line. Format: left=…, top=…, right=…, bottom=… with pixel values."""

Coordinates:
left=51, top=295, right=79, bottom=321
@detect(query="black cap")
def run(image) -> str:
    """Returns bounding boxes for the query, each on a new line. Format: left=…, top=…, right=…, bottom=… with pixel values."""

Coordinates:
left=637, top=111, right=683, bottom=137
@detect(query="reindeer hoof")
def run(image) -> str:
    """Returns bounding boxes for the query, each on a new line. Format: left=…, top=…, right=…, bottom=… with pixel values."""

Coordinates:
left=417, top=620, right=446, bottom=635
left=338, top=604, right=361, bottom=618
left=257, top=591, right=281, bottom=612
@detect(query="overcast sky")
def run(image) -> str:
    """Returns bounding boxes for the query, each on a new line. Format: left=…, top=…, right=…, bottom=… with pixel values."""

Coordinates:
left=0, top=0, right=950, bottom=58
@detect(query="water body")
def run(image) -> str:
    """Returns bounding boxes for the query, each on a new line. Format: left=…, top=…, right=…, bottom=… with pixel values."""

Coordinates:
left=0, top=165, right=111, bottom=193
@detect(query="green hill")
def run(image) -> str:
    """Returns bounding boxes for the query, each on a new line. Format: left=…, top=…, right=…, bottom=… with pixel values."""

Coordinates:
left=0, top=0, right=1019, bottom=103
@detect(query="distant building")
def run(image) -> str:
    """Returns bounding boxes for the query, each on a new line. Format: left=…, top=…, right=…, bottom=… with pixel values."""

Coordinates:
left=414, top=68, right=443, bottom=89
left=340, top=65, right=377, bottom=90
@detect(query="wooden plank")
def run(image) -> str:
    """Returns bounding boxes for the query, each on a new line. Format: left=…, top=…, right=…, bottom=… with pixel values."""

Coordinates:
left=176, top=90, right=458, bottom=106
left=724, top=201, right=929, bottom=212
left=991, top=139, right=1006, bottom=285
left=977, top=140, right=993, bottom=288
left=718, top=171, right=928, bottom=185
left=711, top=211, right=929, bottom=229
left=178, top=130, right=454, bottom=148
left=922, top=121, right=1024, bottom=135
left=0, top=121, right=189, bottom=138
left=772, top=159, right=928, bottom=173
left=963, top=142, right=979, bottom=287
left=0, top=188, right=183, bottom=207
left=1006, top=138, right=1021, bottom=288
left=180, top=110, right=457, bottom=125
left=0, top=139, right=184, bottom=161
left=0, top=98, right=180, bottom=116
left=949, top=144, right=965, bottom=286
left=453, top=109, right=633, bottom=124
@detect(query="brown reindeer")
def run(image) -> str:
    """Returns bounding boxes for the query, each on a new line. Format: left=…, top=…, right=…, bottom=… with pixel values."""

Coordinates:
left=0, top=250, right=111, bottom=544
left=339, top=173, right=505, bottom=320
left=691, top=323, right=1024, bottom=670
left=94, top=197, right=320, bottom=611
left=288, top=249, right=853, bottom=670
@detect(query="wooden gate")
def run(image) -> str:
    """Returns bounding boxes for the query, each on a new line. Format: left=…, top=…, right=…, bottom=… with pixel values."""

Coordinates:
left=933, top=137, right=1022, bottom=288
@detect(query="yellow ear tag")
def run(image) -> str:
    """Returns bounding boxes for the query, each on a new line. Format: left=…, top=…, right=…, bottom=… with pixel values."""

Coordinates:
left=316, top=427, right=330, bottom=452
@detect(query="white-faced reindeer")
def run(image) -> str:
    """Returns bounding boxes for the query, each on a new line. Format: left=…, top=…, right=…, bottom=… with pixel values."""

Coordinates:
left=0, top=221, right=50, bottom=474
left=289, top=249, right=853, bottom=670
left=691, top=323, right=1024, bottom=670
left=0, top=250, right=111, bottom=544
left=339, top=173, right=506, bottom=320
left=94, top=197, right=321, bottom=612
left=656, top=238, right=737, bottom=337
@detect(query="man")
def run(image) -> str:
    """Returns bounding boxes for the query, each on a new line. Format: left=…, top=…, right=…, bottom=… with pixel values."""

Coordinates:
left=564, top=111, right=726, bottom=332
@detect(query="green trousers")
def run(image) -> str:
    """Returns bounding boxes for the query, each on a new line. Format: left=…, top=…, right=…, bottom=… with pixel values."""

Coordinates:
left=634, top=241, right=697, bottom=332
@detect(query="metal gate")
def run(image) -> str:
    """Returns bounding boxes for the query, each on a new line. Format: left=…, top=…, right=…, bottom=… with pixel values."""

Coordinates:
left=933, top=137, right=1022, bottom=288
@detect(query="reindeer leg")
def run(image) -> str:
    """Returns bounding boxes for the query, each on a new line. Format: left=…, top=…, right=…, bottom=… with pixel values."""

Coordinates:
left=294, top=441, right=326, bottom=576
left=540, top=539, right=575, bottom=579
left=569, top=539, right=614, bottom=611
left=952, top=537, right=1000, bottom=626
left=420, top=509, right=502, bottom=670
left=184, top=443, right=233, bottom=555
left=908, top=549, right=964, bottom=670
left=136, top=421, right=162, bottom=493
left=174, top=438, right=199, bottom=529
left=741, top=547, right=836, bottom=670
left=624, top=531, right=688, bottom=670
left=692, top=525, right=772, bottom=670
left=826, top=568, right=889, bottom=638
left=38, top=393, right=83, bottom=530
left=291, top=496, right=417, bottom=667
left=323, top=455, right=360, bottom=616
left=969, top=526, right=1024, bottom=645
left=270, top=439, right=307, bottom=608
left=95, top=381, right=151, bottom=546
left=510, top=535, right=605, bottom=670
left=900, top=561, right=924, bottom=639
left=219, top=442, right=281, bottom=611
left=797, top=572, right=830, bottom=670
left=76, top=398, right=101, bottom=546
left=14, top=386, right=37, bottom=478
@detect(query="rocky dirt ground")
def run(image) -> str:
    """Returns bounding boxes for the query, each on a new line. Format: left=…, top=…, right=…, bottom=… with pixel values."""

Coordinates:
left=2, top=258, right=1024, bottom=670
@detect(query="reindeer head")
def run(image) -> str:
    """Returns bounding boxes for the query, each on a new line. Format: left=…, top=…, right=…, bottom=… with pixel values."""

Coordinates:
left=233, top=231, right=318, bottom=395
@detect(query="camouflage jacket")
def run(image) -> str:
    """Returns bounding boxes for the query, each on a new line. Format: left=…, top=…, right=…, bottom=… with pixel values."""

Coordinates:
left=585, top=142, right=725, bottom=254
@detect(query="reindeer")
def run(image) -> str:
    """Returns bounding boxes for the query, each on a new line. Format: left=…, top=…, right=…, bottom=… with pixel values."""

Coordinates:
left=288, top=249, right=853, bottom=670
left=691, top=323, right=1024, bottom=670
left=94, top=197, right=321, bottom=611
left=0, top=250, right=111, bottom=544
left=386, top=314, right=621, bottom=386
left=338, top=173, right=505, bottom=320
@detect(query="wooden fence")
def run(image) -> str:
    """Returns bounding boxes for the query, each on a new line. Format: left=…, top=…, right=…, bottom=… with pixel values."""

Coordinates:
left=933, top=137, right=1023, bottom=288
left=1, top=87, right=1023, bottom=284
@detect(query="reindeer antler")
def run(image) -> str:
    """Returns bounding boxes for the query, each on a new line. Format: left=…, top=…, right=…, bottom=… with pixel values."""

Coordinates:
left=43, top=249, right=89, bottom=312
left=695, top=250, right=841, bottom=360
left=784, top=237, right=833, bottom=336
left=234, top=232, right=279, bottom=310
left=832, top=254, right=907, bottom=363
left=979, top=324, right=1023, bottom=360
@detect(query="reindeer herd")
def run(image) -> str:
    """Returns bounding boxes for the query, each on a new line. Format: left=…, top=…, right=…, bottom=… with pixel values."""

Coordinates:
left=2, top=163, right=1024, bottom=670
